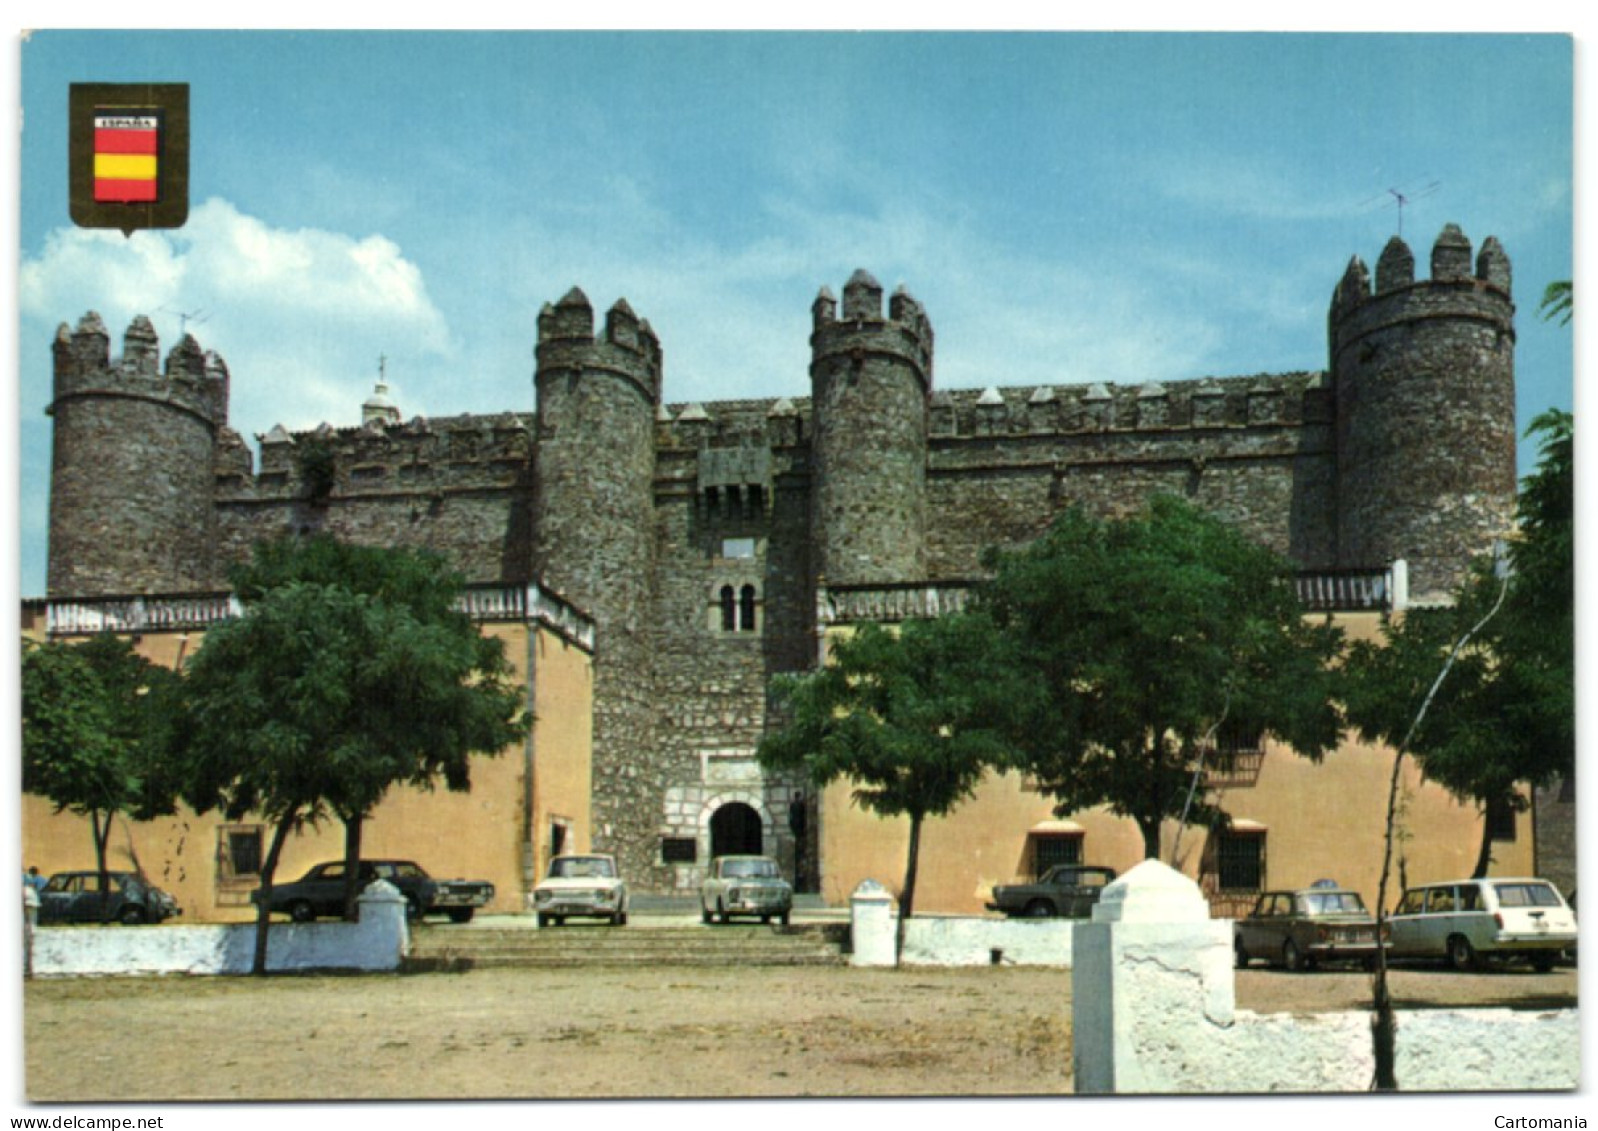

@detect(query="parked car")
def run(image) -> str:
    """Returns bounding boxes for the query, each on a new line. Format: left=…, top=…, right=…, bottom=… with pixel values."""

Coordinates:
left=37, top=870, right=180, bottom=926
left=533, top=854, right=629, bottom=927
left=701, top=855, right=793, bottom=925
left=1234, top=883, right=1385, bottom=971
left=985, top=865, right=1118, bottom=919
left=1387, top=877, right=1577, bottom=972
left=254, top=859, right=494, bottom=923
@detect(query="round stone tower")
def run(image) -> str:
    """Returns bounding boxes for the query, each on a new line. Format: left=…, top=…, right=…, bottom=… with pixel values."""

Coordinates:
left=809, top=270, right=933, bottom=585
left=532, top=287, right=661, bottom=877
left=48, top=312, right=227, bottom=596
left=1330, top=224, right=1517, bottom=600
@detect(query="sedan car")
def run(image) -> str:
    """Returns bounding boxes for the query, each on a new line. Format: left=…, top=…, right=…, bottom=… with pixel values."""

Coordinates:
left=37, top=870, right=180, bottom=926
left=701, top=855, right=793, bottom=925
left=254, top=859, right=494, bottom=923
left=985, top=865, right=1118, bottom=919
left=533, top=854, right=629, bottom=927
left=1234, top=884, right=1385, bottom=971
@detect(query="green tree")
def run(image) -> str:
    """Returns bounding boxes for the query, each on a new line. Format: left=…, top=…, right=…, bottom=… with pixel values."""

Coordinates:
left=21, top=634, right=181, bottom=914
left=758, top=615, right=1009, bottom=956
left=229, top=536, right=525, bottom=920
left=977, top=495, right=1344, bottom=860
left=1344, top=411, right=1573, bottom=879
left=1539, top=281, right=1572, bottom=326
left=175, top=539, right=527, bottom=973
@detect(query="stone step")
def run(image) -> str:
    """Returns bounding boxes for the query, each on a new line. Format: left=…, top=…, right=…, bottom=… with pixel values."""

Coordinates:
left=405, top=922, right=848, bottom=970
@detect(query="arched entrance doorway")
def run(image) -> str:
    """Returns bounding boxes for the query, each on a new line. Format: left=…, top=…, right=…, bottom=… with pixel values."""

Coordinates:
left=709, top=802, right=764, bottom=858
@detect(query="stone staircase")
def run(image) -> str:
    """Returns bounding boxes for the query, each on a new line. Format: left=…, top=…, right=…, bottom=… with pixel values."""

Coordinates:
left=405, top=921, right=849, bottom=971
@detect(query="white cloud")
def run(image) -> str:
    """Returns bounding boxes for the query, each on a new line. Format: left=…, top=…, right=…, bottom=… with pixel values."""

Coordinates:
left=20, top=197, right=453, bottom=434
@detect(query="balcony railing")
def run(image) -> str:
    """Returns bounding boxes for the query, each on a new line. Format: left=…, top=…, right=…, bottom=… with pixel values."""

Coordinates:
left=1295, top=562, right=1407, bottom=613
left=816, top=581, right=973, bottom=626
left=39, top=583, right=594, bottom=649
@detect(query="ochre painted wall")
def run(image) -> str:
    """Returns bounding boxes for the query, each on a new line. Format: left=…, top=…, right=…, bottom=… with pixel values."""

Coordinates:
left=814, top=612, right=1535, bottom=917
left=21, top=620, right=593, bottom=922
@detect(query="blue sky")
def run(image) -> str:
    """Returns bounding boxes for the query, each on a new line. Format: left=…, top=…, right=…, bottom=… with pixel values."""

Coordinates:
left=13, top=30, right=1574, bottom=597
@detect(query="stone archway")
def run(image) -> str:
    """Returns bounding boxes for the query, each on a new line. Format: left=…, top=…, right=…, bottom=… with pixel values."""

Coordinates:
left=709, top=801, right=764, bottom=858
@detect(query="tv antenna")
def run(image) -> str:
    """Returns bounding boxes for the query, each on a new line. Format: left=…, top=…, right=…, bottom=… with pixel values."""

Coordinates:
left=1360, top=179, right=1441, bottom=239
left=159, top=305, right=211, bottom=337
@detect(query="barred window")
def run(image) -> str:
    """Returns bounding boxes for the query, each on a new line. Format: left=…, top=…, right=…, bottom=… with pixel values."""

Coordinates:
left=1214, top=830, right=1265, bottom=892
left=1033, top=835, right=1082, bottom=877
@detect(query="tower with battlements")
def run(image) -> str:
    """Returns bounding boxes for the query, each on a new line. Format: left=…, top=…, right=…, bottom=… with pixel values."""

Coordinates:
left=1330, top=224, right=1517, bottom=601
left=48, top=312, right=228, bottom=596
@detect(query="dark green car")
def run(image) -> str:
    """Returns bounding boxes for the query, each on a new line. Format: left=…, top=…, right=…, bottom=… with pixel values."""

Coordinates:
left=37, top=870, right=180, bottom=925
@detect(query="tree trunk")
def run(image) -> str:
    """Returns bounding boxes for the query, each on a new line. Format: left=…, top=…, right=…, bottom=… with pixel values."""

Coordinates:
left=896, top=812, right=923, bottom=960
left=341, top=814, right=365, bottom=921
left=1470, top=804, right=1495, bottom=879
left=92, top=809, right=112, bottom=920
left=252, top=813, right=298, bottom=976
left=1138, top=815, right=1161, bottom=861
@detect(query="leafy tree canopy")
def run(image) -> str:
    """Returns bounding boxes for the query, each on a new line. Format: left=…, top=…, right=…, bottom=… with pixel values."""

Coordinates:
left=21, top=633, right=181, bottom=886
left=759, top=614, right=1010, bottom=934
left=1343, top=411, right=1573, bottom=877
left=975, top=495, right=1344, bottom=859
left=175, top=537, right=528, bottom=969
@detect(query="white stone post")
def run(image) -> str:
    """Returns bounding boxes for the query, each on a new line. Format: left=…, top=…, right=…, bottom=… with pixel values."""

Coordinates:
left=849, top=879, right=898, bottom=967
left=356, top=879, right=411, bottom=966
left=23, top=884, right=40, bottom=979
left=1071, top=859, right=1235, bottom=1094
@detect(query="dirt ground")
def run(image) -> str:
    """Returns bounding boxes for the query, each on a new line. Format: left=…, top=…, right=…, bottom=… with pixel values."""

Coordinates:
left=21, top=962, right=1576, bottom=1102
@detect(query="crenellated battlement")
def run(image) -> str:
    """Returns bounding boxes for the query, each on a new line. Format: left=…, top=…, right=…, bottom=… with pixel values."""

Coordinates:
left=1330, top=224, right=1514, bottom=344
left=218, top=410, right=534, bottom=501
left=536, top=287, right=663, bottom=405
left=51, top=312, right=230, bottom=427
left=810, top=270, right=934, bottom=390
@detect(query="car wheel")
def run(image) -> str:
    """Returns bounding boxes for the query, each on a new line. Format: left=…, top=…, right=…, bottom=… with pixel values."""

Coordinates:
left=552, top=916, right=564, bottom=927
left=537, top=912, right=550, bottom=928
left=779, top=911, right=790, bottom=927
left=1532, top=954, right=1556, bottom=974
left=717, top=900, right=728, bottom=924
left=446, top=908, right=475, bottom=924
left=1024, top=899, right=1055, bottom=919
left=118, top=904, right=146, bottom=926
left=1447, top=934, right=1478, bottom=972
left=404, top=896, right=423, bottom=921
left=1283, top=939, right=1306, bottom=972
left=1235, top=941, right=1250, bottom=970
left=288, top=900, right=316, bottom=924
left=617, top=910, right=628, bottom=926
left=701, top=903, right=712, bottom=925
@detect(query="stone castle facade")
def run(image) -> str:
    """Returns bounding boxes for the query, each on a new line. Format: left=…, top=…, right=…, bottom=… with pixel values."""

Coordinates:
left=46, top=224, right=1519, bottom=893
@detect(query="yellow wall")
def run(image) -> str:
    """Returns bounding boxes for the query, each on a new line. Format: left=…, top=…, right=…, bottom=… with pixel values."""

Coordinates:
left=815, top=611, right=1535, bottom=917
left=21, top=620, right=593, bottom=921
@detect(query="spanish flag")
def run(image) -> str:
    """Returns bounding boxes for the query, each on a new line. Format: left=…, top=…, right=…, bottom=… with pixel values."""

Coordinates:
left=93, top=113, right=160, bottom=203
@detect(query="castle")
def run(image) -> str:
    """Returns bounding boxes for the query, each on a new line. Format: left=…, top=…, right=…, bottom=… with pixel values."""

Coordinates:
left=39, top=223, right=1531, bottom=906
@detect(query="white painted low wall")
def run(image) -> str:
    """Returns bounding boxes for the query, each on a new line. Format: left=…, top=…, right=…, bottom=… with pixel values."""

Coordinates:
left=1072, top=860, right=1579, bottom=1094
left=850, top=884, right=1077, bottom=967
left=27, top=881, right=409, bottom=977
left=901, top=916, right=1074, bottom=967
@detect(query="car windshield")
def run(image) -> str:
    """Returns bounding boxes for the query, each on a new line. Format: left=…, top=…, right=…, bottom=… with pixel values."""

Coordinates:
left=1493, top=882, right=1562, bottom=908
left=1301, top=891, right=1366, bottom=915
left=549, top=857, right=615, bottom=879
left=721, top=858, right=779, bottom=878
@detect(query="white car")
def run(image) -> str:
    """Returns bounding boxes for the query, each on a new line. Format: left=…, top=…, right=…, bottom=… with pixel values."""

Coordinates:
left=700, top=855, right=793, bottom=925
left=533, top=854, right=629, bottom=927
left=1387, top=877, right=1576, bottom=971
